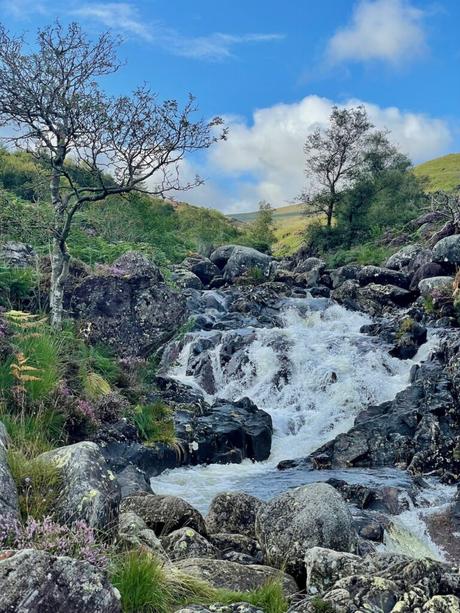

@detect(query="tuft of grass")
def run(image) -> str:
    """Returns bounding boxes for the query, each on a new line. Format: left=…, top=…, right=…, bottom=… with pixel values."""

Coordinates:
left=309, top=597, right=335, bottom=612
left=0, top=406, right=65, bottom=457
left=110, top=550, right=289, bottom=613
left=0, top=266, right=38, bottom=309
left=132, top=402, right=176, bottom=445
left=83, top=371, right=112, bottom=400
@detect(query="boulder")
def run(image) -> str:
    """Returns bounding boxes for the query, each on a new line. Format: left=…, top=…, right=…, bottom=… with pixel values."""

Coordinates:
left=418, top=276, right=453, bottom=298
left=422, top=595, right=460, bottom=611
left=0, top=241, right=36, bottom=268
left=329, top=265, right=361, bottom=289
left=176, top=605, right=264, bottom=613
left=70, top=251, right=186, bottom=357
left=116, top=464, right=153, bottom=498
left=172, top=558, right=298, bottom=596
left=0, top=549, right=121, bottom=613
left=429, top=222, right=457, bottom=249
left=0, top=426, right=19, bottom=519
left=304, top=547, right=375, bottom=595
left=221, top=246, right=274, bottom=282
left=432, top=235, right=460, bottom=265
left=357, top=265, right=410, bottom=289
left=210, top=245, right=238, bottom=270
left=410, top=262, right=447, bottom=291
left=171, top=267, right=204, bottom=290
left=182, top=255, right=221, bottom=285
left=255, top=483, right=354, bottom=584
left=385, top=244, right=432, bottom=273
left=293, top=257, right=326, bottom=275
left=37, top=442, right=120, bottom=531
left=117, top=511, right=166, bottom=557
left=162, top=527, right=219, bottom=561
left=209, top=533, right=264, bottom=563
left=206, top=492, right=265, bottom=538
left=332, top=280, right=414, bottom=316
left=120, top=494, right=207, bottom=536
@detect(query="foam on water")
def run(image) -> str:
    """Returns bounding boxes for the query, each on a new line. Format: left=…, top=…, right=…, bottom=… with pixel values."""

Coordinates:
left=153, top=299, right=438, bottom=511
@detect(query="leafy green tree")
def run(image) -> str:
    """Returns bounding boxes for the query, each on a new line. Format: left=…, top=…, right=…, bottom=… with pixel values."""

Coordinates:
left=247, top=201, right=276, bottom=253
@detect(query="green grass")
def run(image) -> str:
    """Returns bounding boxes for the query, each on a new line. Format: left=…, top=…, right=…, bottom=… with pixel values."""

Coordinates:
left=132, top=402, right=176, bottom=445
left=0, top=266, right=39, bottom=309
left=110, top=549, right=289, bottom=613
left=414, top=153, right=460, bottom=192
left=0, top=407, right=65, bottom=457
left=325, top=242, right=395, bottom=268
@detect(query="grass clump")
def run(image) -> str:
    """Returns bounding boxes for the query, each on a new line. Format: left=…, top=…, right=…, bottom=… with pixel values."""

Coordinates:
left=310, top=597, right=335, bottom=612
left=132, top=402, right=176, bottom=445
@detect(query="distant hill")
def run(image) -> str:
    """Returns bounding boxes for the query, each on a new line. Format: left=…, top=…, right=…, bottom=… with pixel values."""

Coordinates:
left=414, top=153, right=460, bottom=192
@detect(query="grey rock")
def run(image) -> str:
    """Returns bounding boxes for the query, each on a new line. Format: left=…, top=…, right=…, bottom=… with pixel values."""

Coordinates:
left=112, top=251, right=163, bottom=281
left=329, top=265, right=361, bottom=289
left=206, top=492, right=265, bottom=538
left=410, top=262, right=447, bottom=291
left=432, top=234, right=460, bottom=264
left=209, top=533, right=263, bottom=563
left=293, top=257, right=326, bottom=275
left=422, top=595, right=460, bottom=611
left=255, top=483, right=354, bottom=583
left=418, top=276, right=453, bottom=297
left=172, top=558, right=298, bottom=596
left=357, top=265, right=410, bottom=289
left=120, top=494, right=207, bottom=536
left=210, top=245, right=238, bottom=269
left=304, top=547, right=376, bottom=595
left=162, top=527, right=219, bottom=561
left=0, top=241, right=36, bottom=268
left=171, top=267, right=204, bottom=290
left=117, top=464, right=153, bottom=498
left=222, top=246, right=274, bottom=282
left=0, top=549, right=121, bottom=613
left=37, top=442, right=120, bottom=531
left=332, top=280, right=414, bottom=316
left=182, top=255, right=221, bottom=285
left=117, top=510, right=166, bottom=557
left=176, top=604, right=264, bottom=613
left=385, top=244, right=432, bottom=273
left=0, top=426, right=19, bottom=519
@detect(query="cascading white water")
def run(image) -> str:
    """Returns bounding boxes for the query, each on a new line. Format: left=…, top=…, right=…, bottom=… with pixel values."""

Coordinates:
left=153, top=298, right=436, bottom=512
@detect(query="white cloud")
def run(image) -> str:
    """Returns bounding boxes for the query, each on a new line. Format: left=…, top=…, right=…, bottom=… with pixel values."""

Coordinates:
left=187, top=95, right=452, bottom=213
left=72, top=2, right=283, bottom=60
left=327, top=0, right=427, bottom=65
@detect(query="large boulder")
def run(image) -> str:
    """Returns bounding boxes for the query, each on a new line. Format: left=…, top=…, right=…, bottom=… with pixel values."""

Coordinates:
left=217, top=246, right=274, bottom=282
left=210, top=245, right=238, bottom=269
left=329, top=265, right=361, bottom=289
left=206, top=492, right=265, bottom=538
left=172, top=558, right=298, bottom=596
left=293, top=257, right=325, bottom=275
left=182, top=255, right=221, bottom=286
left=0, top=549, right=121, bottom=613
left=0, top=425, right=19, bottom=519
left=0, top=241, right=36, bottom=268
left=357, top=265, right=410, bottom=289
left=385, top=244, right=432, bottom=273
left=432, top=235, right=460, bottom=265
left=120, top=494, right=207, bottom=536
left=37, top=442, right=120, bottom=531
left=418, top=276, right=454, bottom=298
left=70, top=251, right=186, bottom=357
left=410, top=262, right=447, bottom=292
left=255, top=483, right=354, bottom=584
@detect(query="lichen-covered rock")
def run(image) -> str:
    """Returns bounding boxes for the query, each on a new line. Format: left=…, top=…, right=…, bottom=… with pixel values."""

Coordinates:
left=206, top=492, right=265, bottom=538
left=117, top=464, right=153, bottom=498
left=357, top=265, right=410, bottom=289
left=385, top=244, right=432, bottom=273
left=210, top=245, right=238, bottom=269
left=172, top=558, right=298, bottom=596
left=120, top=494, right=207, bottom=536
left=432, top=234, right=460, bottom=264
left=182, top=255, right=221, bottom=286
left=293, top=257, right=326, bottom=275
left=117, top=511, right=166, bottom=557
left=329, top=264, right=361, bottom=289
left=0, top=241, right=36, bottom=268
left=162, top=527, right=218, bottom=561
left=176, top=604, right=264, bottom=613
left=304, top=547, right=375, bottom=595
left=221, top=246, right=274, bottom=282
left=332, top=280, right=414, bottom=316
left=323, top=574, right=401, bottom=612
left=255, top=483, right=354, bottom=584
left=0, top=426, right=19, bottom=519
left=37, top=442, right=120, bottom=531
left=418, top=276, right=454, bottom=297
left=410, top=262, right=447, bottom=291
left=422, top=595, right=460, bottom=611
left=70, top=251, right=186, bottom=357
left=0, top=549, right=121, bottom=612
left=171, top=267, right=204, bottom=290
left=209, top=533, right=264, bottom=563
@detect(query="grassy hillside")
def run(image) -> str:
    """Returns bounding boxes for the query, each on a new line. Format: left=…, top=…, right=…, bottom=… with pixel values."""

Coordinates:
left=414, top=153, right=460, bottom=192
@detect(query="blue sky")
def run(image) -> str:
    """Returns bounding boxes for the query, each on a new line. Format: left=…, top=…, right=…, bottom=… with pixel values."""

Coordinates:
left=1, top=0, right=459, bottom=211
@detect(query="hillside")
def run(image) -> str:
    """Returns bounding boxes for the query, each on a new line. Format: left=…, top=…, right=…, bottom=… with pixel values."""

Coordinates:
left=413, top=153, right=460, bottom=192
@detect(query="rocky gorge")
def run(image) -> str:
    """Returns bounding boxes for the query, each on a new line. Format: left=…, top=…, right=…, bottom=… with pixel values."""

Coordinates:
left=3, top=226, right=460, bottom=612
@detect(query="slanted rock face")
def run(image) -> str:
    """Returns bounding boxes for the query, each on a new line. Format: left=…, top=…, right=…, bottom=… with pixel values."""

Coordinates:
left=172, top=558, right=298, bottom=596
left=0, top=426, right=19, bottom=519
left=0, top=549, right=121, bottom=613
left=120, top=494, right=207, bottom=537
left=70, top=251, right=186, bottom=357
left=162, top=527, right=219, bottom=561
left=433, top=235, right=460, bottom=265
left=219, top=246, right=274, bottom=282
left=37, top=441, right=121, bottom=531
left=206, top=492, right=265, bottom=538
left=255, top=483, right=354, bottom=584
left=0, top=241, right=36, bottom=268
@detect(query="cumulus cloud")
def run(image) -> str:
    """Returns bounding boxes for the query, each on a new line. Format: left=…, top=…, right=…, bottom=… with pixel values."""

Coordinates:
left=72, top=2, right=283, bottom=60
left=327, top=0, right=427, bottom=65
left=186, top=95, right=452, bottom=213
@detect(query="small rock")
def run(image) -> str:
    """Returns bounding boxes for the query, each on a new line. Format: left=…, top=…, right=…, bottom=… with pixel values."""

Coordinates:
left=162, top=527, right=219, bottom=561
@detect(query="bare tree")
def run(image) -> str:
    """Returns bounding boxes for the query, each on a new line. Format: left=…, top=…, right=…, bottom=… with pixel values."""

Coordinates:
left=0, top=22, right=225, bottom=327
left=300, top=105, right=373, bottom=227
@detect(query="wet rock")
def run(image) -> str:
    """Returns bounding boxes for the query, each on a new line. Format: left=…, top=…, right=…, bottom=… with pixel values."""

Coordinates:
left=206, top=492, right=265, bottom=538
left=222, top=246, right=274, bottom=282
left=120, top=494, right=207, bottom=536
left=357, top=265, right=410, bottom=289
left=37, top=442, right=120, bottom=531
left=172, top=558, right=298, bottom=596
left=385, top=244, right=432, bottom=273
left=209, top=533, right=264, bottom=563
left=162, top=527, right=219, bottom=561
left=0, top=241, right=36, bottom=268
left=70, top=251, right=186, bottom=357
left=255, top=483, right=355, bottom=584
left=418, top=276, right=454, bottom=297
left=332, top=280, right=414, bottom=316
left=117, top=510, right=166, bottom=557
left=0, top=426, right=19, bottom=519
left=171, top=267, right=204, bottom=290
left=433, top=234, right=460, bottom=264
left=329, top=265, right=361, bottom=289
left=0, top=549, right=121, bottom=613
left=389, top=318, right=427, bottom=360
left=182, top=255, right=221, bottom=286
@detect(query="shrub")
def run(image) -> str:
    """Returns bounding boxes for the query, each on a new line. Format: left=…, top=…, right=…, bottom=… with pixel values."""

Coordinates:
left=132, top=402, right=176, bottom=445
left=0, top=515, right=108, bottom=568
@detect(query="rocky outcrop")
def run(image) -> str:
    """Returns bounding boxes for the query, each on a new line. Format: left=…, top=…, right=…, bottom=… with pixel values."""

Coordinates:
left=120, top=494, right=207, bottom=536
left=357, top=265, right=410, bottom=289
left=385, top=244, right=432, bottom=273
left=171, top=267, right=204, bottom=290
left=255, top=483, right=355, bottom=584
left=0, top=241, right=37, bottom=268
left=37, top=441, right=121, bottom=531
left=172, top=558, right=298, bottom=595
left=0, top=549, right=121, bottom=613
left=70, top=251, right=186, bottom=357
left=206, top=492, right=265, bottom=539
left=418, top=276, right=454, bottom=297
left=332, top=280, right=413, bottom=316
left=0, top=423, right=19, bottom=519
